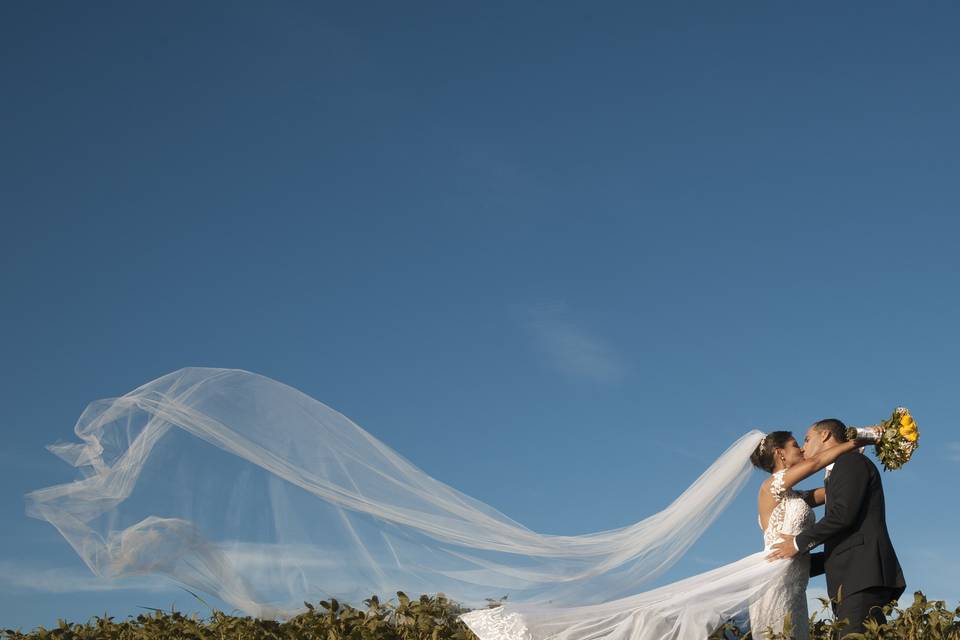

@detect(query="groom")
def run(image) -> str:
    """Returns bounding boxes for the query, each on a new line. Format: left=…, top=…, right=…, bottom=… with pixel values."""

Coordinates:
left=768, top=418, right=906, bottom=635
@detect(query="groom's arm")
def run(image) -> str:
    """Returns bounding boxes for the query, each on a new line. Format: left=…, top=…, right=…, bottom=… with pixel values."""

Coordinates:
left=794, top=454, right=869, bottom=553
left=809, top=552, right=825, bottom=577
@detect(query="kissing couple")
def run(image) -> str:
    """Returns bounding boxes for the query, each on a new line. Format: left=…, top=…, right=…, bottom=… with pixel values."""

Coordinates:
left=461, top=418, right=907, bottom=640
left=751, top=418, right=906, bottom=638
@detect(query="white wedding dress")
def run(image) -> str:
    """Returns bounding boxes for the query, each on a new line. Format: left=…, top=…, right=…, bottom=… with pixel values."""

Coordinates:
left=748, top=469, right=815, bottom=640
left=459, top=469, right=814, bottom=640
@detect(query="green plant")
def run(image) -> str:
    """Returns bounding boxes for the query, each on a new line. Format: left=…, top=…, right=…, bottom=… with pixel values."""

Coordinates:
left=3, top=590, right=958, bottom=640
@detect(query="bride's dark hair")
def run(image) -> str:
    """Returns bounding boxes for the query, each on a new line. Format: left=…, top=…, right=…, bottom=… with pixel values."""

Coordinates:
left=750, top=431, right=794, bottom=473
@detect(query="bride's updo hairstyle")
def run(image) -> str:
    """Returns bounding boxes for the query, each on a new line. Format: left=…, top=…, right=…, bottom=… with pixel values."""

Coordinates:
left=750, top=431, right=794, bottom=473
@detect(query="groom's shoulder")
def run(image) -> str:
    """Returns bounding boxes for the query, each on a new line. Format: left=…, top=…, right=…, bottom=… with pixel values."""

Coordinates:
left=834, top=449, right=868, bottom=470
left=835, top=449, right=877, bottom=474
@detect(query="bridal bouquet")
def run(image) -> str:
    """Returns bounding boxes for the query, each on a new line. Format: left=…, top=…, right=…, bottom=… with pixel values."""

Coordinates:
left=847, top=407, right=920, bottom=471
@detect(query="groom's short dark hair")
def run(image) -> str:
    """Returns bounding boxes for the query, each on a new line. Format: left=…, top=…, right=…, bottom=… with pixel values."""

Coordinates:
left=812, top=418, right=848, bottom=442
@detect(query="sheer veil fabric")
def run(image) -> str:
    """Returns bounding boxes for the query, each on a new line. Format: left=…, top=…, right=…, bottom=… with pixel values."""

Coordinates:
left=26, top=368, right=791, bottom=635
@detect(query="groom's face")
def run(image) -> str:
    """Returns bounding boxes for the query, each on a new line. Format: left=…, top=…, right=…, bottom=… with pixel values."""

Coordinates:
left=801, top=426, right=825, bottom=457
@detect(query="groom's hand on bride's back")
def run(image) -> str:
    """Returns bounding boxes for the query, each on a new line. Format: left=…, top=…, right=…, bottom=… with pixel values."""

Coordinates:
left=766, top=534, right=798, bottom=561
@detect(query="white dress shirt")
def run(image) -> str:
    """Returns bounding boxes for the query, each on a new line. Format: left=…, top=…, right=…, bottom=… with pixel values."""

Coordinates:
left=824, top=462, right=835, bottom=480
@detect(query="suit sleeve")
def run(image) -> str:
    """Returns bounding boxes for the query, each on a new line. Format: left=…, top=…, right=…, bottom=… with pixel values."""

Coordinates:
left=808, top=552, right=825, bottom=577
left=794, top=454, right=869, bottom=553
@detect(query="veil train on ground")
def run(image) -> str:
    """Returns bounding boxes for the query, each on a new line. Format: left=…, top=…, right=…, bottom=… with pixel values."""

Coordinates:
left=26, top=368, right=790, bottom=637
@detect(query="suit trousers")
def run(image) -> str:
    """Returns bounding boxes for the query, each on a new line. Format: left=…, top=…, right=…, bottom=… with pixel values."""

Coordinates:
left=832, top=586, right=900, bottom=636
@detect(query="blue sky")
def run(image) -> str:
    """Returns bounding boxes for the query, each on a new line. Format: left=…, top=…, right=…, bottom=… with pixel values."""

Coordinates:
left=2, top=1, right=959, bottom=630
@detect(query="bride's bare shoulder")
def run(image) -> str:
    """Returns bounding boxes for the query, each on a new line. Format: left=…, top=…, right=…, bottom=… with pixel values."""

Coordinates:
left=757, top=476, right=773, bottom=495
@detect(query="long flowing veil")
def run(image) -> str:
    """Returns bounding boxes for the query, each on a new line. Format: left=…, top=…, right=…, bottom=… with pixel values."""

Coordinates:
left=26, top=368, right=790, bottom=634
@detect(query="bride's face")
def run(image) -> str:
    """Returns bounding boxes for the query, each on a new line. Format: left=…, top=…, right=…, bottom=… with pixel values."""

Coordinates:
left=777, top=437, right=805, bottom=469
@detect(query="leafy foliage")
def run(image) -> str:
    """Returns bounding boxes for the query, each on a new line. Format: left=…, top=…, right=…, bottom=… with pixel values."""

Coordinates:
left=711, top=591, right=960, bottom=639
left=1, top=592, right=481, bottom=640
left=3, top=590, right=958, bottom=640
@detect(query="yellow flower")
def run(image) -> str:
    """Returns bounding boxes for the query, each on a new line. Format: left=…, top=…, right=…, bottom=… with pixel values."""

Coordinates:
left=899, top=413, right=915, bottom=429
left=899, top=423, right=917, bottom=439
left=903, top=429, right=919, bottom=442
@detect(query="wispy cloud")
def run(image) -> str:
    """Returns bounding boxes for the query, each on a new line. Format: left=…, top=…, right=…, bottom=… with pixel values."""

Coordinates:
left=0, top=545, right=347, bottom=597
left=223, top=542, right=342, bottom=572
left=945, top=442, right=960, bottom=462
left=0, top=561, right=174, bottom=594
left=522, top=303, right=628, bottom=383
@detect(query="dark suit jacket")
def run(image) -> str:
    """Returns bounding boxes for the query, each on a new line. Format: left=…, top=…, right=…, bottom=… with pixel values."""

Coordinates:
left=796, top=450, right=905, bottom=600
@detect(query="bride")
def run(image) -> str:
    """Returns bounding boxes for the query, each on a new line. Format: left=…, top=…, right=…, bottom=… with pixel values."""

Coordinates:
left=24, top=368, right=876, bottom=639
left=745, top=431, right=866, bottom=639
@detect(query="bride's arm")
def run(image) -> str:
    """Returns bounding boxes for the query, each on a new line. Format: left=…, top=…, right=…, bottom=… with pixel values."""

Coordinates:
left=780, top=441, right=861, bottom=491
left=802, top=487, right=826, bottom=507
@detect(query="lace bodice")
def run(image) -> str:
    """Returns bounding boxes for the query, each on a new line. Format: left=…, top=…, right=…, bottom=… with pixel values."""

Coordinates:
left=760, top=469, right=816, bottom=549
left=749, top=468, right=816, bottom=639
